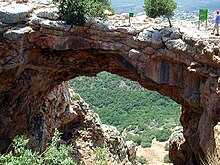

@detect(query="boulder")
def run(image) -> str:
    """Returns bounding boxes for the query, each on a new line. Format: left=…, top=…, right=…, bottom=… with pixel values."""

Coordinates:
left=35, top=7, right=59, bottom=20
left=0, top=3, right=33, bottom=24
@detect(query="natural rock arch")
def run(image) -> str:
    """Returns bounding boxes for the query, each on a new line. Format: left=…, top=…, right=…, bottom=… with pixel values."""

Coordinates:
left=0, top=3, right=220, bottom=164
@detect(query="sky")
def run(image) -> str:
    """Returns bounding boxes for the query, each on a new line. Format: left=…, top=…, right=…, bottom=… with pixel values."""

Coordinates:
left=111, top=0, right=220, bottom=14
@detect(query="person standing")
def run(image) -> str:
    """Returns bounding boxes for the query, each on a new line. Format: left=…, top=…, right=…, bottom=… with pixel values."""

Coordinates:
left=211, top=10, right=220, bottom=36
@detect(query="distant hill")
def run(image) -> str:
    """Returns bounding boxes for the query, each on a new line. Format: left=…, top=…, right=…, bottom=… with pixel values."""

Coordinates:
left=69, top=72, right=181, bottom=147
left=111, top=0, right=220, bottom=14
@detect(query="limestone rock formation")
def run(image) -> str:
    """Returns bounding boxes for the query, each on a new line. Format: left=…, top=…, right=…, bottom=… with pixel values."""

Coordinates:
left=0, top=3, right=33, bottom=24
left=28, top=82, right=139, bottom=164
left=28, top=82, right=76, bottom=152
left=169, top=128, right=194, bottom=164
left=214, top=122, right=220, bottom=159
left=0, top=1, right=220, bottom=164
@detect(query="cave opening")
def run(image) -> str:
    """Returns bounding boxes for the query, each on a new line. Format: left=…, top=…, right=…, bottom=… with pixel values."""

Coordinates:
left=0, top=44, right=217, bottom=164
left=68, top=71, right=182, bottom=162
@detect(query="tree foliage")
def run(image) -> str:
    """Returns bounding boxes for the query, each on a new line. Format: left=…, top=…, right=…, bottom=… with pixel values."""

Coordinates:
left=69, top=72, right=181, bottom=147
left=0, top=129, right=76, bottom=165
left=53, top=0, right=113, bottom=25
left=137, top=156, right=148, bottom=164
left=144, top=0, right=177, bottom=27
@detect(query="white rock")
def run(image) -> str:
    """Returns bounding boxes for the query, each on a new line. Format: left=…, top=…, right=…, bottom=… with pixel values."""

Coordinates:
left=165, top=39, right=187, bottom=51
left=3, top=26, right=31, bottom=40
left=136, top=29, right=163, bottom=48
left=170, top=29, right=182, bottom=39
left=34, top=0, right=53, bottom=4
left=35, top=7, right=59, bottom=20
left=0, top=4, right=34, bottom=24
left=121, top=13, right=129, bottom=19
left=0, top=2, right=9, bottom=8
left=129, top=49, right=141, bottom=60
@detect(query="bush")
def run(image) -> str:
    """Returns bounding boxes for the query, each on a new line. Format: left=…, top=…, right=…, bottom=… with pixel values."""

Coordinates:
left=164, top=143, right=169, bottom=151
left=43, top=129, right=74, bottom=165
left=72, top=93, right=80, bottom=101
left=144, top=0, right=177, bottom=27
left=137, top=156, right=148, bottom=164
left=125, top=134, right=142, bottom=145
left=164, top=154, right=171, bottom=163
left=155, top=129, right=172, bottom=142
left=53, top=0, right=113, bottom=25
left=0, top=129, right=76, bottom=165
left=0, top=135, right=39, bottom=165
left=141, top=141, right=151, bottom=148
left=93, top=147, right=108, bottom=165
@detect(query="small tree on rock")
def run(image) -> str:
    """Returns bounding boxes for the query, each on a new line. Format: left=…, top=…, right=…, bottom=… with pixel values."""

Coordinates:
left=53, top=0, right=113, bottom=26
left=144, top=0, right=177, bottom=27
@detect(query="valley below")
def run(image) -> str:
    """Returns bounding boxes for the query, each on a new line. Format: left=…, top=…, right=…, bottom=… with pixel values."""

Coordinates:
left=0, top=0, right=220, bottom=164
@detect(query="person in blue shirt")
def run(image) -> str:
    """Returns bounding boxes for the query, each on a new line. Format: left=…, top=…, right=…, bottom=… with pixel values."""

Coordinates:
left=212, top=10, right=220, bottom=36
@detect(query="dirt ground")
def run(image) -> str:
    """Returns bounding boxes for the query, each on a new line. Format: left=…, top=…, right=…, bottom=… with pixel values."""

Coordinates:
left=136, top=139, right=173, bottom=165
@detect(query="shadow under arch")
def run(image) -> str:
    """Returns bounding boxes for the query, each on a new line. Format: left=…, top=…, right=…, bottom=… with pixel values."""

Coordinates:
left=0, top=46, right=217, bottom=164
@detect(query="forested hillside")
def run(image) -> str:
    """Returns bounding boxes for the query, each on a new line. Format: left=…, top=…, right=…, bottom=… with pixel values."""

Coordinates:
left=69, top=72, right=181, bottom=147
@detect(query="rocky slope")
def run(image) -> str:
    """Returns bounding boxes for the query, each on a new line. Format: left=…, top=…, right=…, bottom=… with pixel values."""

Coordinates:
left=29, top=82, right=139, bottom=164
left=0, top=1, right=220, bottom=164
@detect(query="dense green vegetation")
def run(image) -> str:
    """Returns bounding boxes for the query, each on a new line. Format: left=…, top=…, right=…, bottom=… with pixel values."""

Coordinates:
left=144, top=0, right=177, bottom=27
left=69, top=72, right=181, bottom=147
left=137, top=156, right=148, bottom=164
left=52, top=0, right=113, bottom=25
left=0, top=129, right=75, bottom=165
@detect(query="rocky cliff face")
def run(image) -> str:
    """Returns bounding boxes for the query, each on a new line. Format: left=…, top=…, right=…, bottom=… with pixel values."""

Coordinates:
left=0, top=1, right=220, bottom=164
left=29, top=82, right=139, bottom=164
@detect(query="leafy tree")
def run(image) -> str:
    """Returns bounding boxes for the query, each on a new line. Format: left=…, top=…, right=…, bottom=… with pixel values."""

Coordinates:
left=53, top=0, right=113, bottom=26
left=144, top=0, right=177, bottom=27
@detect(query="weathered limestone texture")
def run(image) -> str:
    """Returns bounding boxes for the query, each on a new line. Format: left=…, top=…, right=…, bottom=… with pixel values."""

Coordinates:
left=214, top=122, right=220, bottom=158
left=28, top=83, right=139, bottom=164
left=0, top=1, right=220, bottom=164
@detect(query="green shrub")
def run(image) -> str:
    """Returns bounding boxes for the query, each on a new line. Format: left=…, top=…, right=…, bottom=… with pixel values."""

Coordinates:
left=125, top=134, right=142, bottom=145
left=164, top=143, right=169, bottom=151
left=155, top=129, right=172, bottom=142
left=164, top=154, right=171, bottom=163
left=141, top=141, right=151, bottom=148
left=137, top=156, right=148, bottom=164
left=93, top=147, right=108, bottom=165
left=0, top=129, right=76, bottom=165
left=0, top=135, right=39, bottom=165
left=53, top=0, right=113, bottom=25
left=43, top=129, right=74, bottom=165
left=72, top=93, right=80, bottom=101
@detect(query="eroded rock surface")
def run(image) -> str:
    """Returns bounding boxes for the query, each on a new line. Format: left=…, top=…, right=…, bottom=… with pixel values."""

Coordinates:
left=0, top=1, right=220, bottom=164
left=29, top=82, right=139, bottom=164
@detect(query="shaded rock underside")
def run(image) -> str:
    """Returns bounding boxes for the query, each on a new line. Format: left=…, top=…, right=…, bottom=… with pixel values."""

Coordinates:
left=0, top=1, right=220, bottom=164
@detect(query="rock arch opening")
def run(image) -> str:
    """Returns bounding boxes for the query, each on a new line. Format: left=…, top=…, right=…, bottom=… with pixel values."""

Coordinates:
left=69, top=71, right=182, bottom=162
left=1, top=12, right=220, bottom=163
left=0, top=46, right=217, bottom=164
